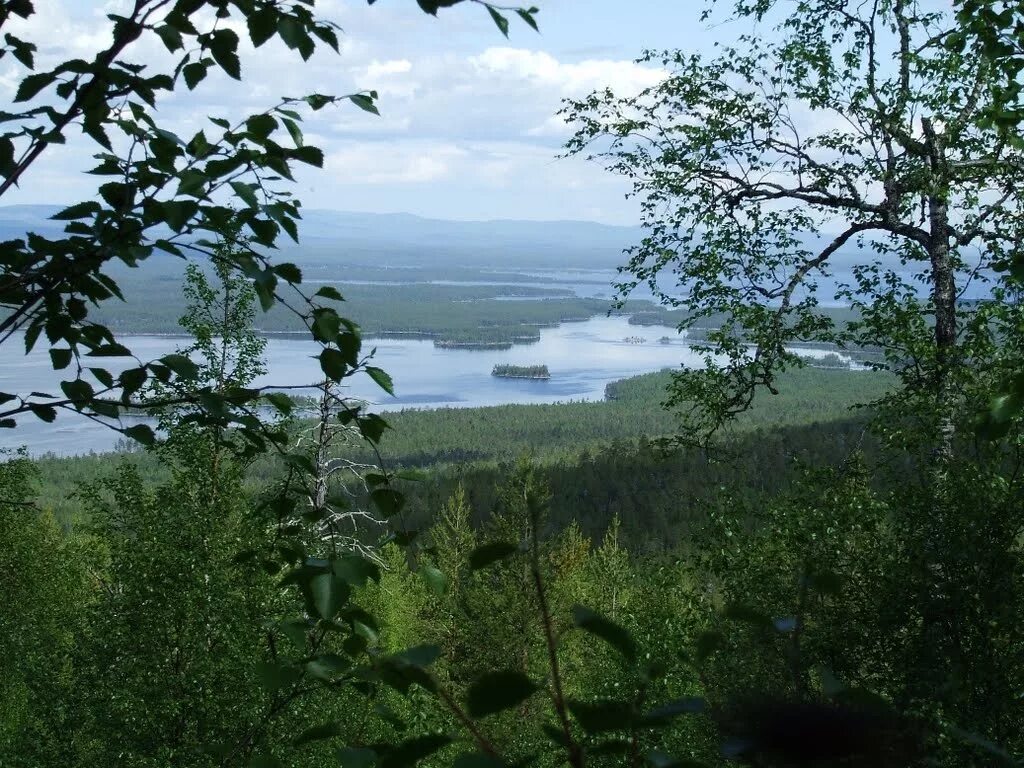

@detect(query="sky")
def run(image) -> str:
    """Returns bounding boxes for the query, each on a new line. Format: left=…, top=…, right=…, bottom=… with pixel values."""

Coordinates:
left=0, top=0, right=738, bottom=225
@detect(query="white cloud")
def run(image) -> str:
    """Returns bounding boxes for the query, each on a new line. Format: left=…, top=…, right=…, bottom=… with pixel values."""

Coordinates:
left=469, top=47, right=664, bottom=96
left=1, top=2, right=665, bottom=223
left=326, top=142, right=467, bottom=184
left=365, top=59, right=413, bottom=78
left=306, top=137, right=639, bottom=222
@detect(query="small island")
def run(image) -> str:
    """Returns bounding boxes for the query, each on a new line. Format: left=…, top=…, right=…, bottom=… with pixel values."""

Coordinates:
left=492, top=364, right=551, bottom=380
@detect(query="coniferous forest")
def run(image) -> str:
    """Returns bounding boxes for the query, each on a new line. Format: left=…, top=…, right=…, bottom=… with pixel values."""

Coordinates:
left=3, top=1, right=1024, bottom=768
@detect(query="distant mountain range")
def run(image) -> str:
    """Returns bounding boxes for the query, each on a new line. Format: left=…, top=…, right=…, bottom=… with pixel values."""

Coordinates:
left=0, top=205, right=989, bottom=297
left=0, top=205, right=642, bottom=268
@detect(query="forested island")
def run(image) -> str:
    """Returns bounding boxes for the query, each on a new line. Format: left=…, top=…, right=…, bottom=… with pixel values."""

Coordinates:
left=491, top=363, right=551, bottom=379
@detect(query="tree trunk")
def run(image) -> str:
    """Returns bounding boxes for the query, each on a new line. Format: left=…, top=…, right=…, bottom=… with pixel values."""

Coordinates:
left=923, top=116, right=957, bottom=462
left=313, top=380, right=331, bottom=512
left=917, top=115, right=966, bottom=709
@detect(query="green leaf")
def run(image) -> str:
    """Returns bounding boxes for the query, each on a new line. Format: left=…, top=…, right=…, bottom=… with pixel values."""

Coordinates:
left=255, top=660, right=301, bottom=693
left=282, top=116, right=303, bottom=147
left=28, top=403, right=56, bottom=422
left=247, top=5, right=278, bottom=47
left=515, top=7, right=539, bottom=32
left=358, top=413, right=388, bottom=443
left=60, top=378, right=94, bottom=403
left=230, top=180, right=259, bottom=208
left=311, top=24, right=339, bottom=52
left=160, top=353, right=199, bottom=380
left=311, top=573, right=350, bottom=620
left=379, top=735, right=451, bottom=768
left=568, top=699, right=634, bottom=734
left=393, top=643, right=440, bottom=669
left=723, top=603, right=773, bottom=628
left=572, top=605, right=637, bottom=663
left=52, top=201, right=100, bottom=220
left=123, top=423, right=156, bottom=446
left=305, top=655, right=350, bottom=684
left=349, top=93, right=379, bottom=115
left=642, top=697, right=705, bottom=726
left=14, top=71, right=55, bottom=102
left=320, top=347, right=347, bottom=380
left=334, top=555, right=381, bottom=586
left=294, top=720, right=344, bottom=746
left=466, top=671, right=538, bottom=717
left=312, top=307, right=342, bottom=343
left=315, top=286, right=344, bottom=301
left=176, top=169, right=207, bottom=197
left=278, top=15, right=313, bottom=57
left=161, top=199, right=198, bottom=231
left=370, top=487, right=404, bottom=518
left=420, top=564, right=447, bottom=597
left=209, top=28, right=241, bottom=79
left=5, top=34, right=35, bottom=67
left=246, top=113, right=277, bottom=139
left=452, top=754, right=504, bottom=768
left=265, top=391, right=293, bottom=416
left=119, top=366, right=147, bottom=396
left=155, top=24, right=183, bottom=52
left=486, top=5, right=509, bottom=37
left=292, top=145, right=323, bottom=167
left=49, top=348, right=72, bottom=369
left=279, top=215, right=298, bottom=243
left=337, top=747, right=377, bottom=768
left=306, top=93, right=334, bottom=111
left=247, top=217, right=279, bottom=246
left=694, top=630, right=723, bottom=663
left=0, top=137, right=14, bottom=176
left=469, top=541, right=519, bottom=570
left=274, top=262, right=302, bottom=283
left=182, top=61, right=207, bottom=90
left=366, top=366, right=394, bottom=395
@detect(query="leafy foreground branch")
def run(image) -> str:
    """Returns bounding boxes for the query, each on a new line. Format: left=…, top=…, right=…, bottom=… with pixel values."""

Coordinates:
left=0, top=0, right=538, bottom=454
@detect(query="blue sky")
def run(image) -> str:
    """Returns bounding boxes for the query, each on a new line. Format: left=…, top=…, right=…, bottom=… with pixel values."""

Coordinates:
left=3, top=1, right=750, bottom=224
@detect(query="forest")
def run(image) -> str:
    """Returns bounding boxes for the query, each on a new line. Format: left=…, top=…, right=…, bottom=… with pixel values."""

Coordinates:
left=3, top=1, right=1024, bottom=768
left=491, top=365, right=551, bottom=379
left=65, top=258, right=634, bottom=346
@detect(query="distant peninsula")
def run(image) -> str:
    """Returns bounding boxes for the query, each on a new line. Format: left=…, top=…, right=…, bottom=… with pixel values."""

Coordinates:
left=492, top=364, right=551, bottom=380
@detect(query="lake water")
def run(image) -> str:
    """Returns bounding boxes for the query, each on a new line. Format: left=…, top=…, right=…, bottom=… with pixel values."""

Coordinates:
left=0, top=314, right=852, bottom=456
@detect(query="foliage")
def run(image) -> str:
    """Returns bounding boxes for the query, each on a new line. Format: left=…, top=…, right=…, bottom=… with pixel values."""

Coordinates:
left=563, top=0, right=1024, bottom=452
left=0, top=450, right=94, bottom=767
left=6, top=2, right=1024, bottom=767
left=71, top=461, right=282, bottom=767
left=0, top=0, right=537, bottom=451
left=560, top=1, right=1024, bottom=763
left=178, top=247, right=268, bottom=394
left=491, top=364, right=550, bottom=378
left=32, top=367, right=892, bottom=528
left=694, top=456, right=1024, bottom=766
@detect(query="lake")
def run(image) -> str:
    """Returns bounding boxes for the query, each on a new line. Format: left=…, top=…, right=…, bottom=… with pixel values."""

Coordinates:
left=0, top=314, right=854, bottom=456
